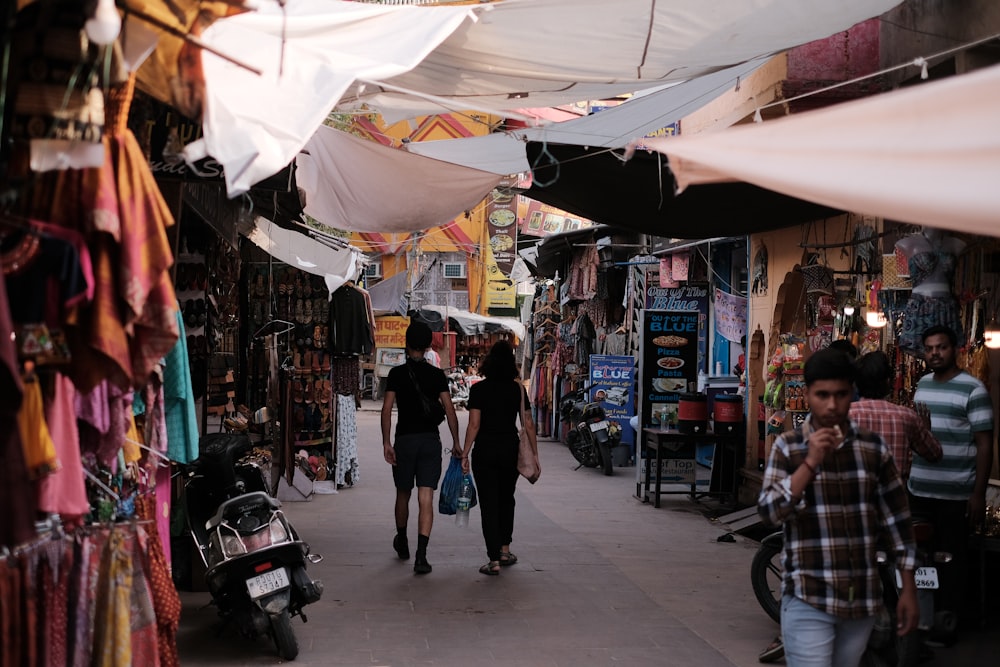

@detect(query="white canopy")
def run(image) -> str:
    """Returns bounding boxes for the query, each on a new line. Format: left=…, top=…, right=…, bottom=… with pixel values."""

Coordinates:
left=245, top=218, right=362, bottom=294
left=188, top=0, right=900, bottom=195
left=351, top=0, right=902, bottom=117
left=419, top=305, right=525, bottom=341
left=183, top=0, right=475, bottom=194
left=406, top=60, right=764, bottom=175
left=297, top=125, right=501, bottom=233
left=639, top=64, right=1000, bottom=237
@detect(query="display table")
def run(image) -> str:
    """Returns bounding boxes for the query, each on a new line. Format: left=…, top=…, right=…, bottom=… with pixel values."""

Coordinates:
left=641, top=427, right=744, bottom=508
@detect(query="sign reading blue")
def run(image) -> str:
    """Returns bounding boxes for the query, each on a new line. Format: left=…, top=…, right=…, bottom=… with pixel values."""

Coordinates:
left=589, top=355, right=635, bottom=446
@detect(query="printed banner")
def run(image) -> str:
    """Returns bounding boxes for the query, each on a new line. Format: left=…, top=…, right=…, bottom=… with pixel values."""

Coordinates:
left=485, top=180, right=518, bottom=275
left=589, top=355, right=636, bottom=446
left=641, top=310, right=700, bottom=429
left=519, top=196, right=593, bottom=237
left=644, top=275, right=709, bottom=375
left=714, top=288, right=747, bottom=343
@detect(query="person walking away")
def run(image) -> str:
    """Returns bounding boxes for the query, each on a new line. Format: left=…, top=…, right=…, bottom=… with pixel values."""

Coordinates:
left=758, top=348, right=919, bottom=667
left=381, top=322, right=461, bottom=574
left=850, top=350, right=942, bottom=482
left=460, top=341, right=538, bottom=576
left=908, top=325, right=993, bottom=634
left=425, top=345, right=441, bottom=368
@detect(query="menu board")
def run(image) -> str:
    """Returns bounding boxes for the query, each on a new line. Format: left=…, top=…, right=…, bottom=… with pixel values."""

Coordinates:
left=485, top=182, right=518, bottom=276
left=641, top=310, right=700, bottom=428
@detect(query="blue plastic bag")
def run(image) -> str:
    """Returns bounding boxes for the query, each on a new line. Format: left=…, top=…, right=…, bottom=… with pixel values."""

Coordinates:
left=439, top=457, right=477, bottom=515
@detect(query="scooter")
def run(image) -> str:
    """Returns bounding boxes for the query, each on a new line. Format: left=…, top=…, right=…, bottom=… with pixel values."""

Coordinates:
left=559, top=386, right=620, bottom=475
left=184, top=433, right=324, bottom=660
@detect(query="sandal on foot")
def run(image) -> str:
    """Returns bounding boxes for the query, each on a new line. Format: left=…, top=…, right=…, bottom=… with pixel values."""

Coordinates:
left=499, top=552, right=518, bottom=566
left=479, top=561, right=500, bottom=576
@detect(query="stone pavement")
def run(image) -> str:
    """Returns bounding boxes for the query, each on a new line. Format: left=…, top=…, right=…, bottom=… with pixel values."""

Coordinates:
left=175, top=402, right=997, bottom=666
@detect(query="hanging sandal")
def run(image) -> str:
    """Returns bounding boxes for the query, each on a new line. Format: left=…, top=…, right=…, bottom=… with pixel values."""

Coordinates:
left=479, top=561, right=500, bottom=576
left=499, top=552, right=518, bottom=566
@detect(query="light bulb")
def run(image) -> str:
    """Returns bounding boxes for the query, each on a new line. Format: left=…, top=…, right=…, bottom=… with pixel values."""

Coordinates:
left=865, top=310, right=887, bottom=328
left=985, top=318, right=1000, bottom=349
left=843, top=303, right=855, bottom=316
left=85, top=0, right=122, bottom=46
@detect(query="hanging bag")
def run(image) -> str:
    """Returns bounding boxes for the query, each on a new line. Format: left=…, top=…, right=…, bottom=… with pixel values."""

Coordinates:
left=515, top=382, right=541, bottom=484
left=438, top=456, right=476, bottom=514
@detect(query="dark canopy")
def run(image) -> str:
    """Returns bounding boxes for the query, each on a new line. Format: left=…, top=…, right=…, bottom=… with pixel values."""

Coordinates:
left=524, top=143, right=841, bottom=237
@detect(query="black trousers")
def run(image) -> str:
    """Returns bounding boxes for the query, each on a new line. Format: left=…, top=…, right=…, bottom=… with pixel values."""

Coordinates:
left=908, top=493, right=968, bottom=617
left=471, top=435, right=519, bottom=562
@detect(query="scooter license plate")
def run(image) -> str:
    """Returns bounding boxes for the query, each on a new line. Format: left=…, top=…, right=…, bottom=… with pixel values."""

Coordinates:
left=589, top=420, right=609, bottom=432
left=246, top=567, right=290, bottom=599
left=895, top=566, right=939, bottom=590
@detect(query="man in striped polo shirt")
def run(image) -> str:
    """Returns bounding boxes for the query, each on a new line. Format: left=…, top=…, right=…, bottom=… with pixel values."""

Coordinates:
left=909, top=325, right=994, bottom=631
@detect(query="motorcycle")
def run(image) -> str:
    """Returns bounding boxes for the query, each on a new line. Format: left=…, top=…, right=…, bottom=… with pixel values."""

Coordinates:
left=558, top=386, right=620, bottom=475
left=184, top=433, right=324, bottom=660
left=751, top=516, right=952, bottom=667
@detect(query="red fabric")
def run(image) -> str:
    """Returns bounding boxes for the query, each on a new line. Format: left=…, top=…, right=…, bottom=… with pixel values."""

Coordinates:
left=849, top=399, right=943, bottom=481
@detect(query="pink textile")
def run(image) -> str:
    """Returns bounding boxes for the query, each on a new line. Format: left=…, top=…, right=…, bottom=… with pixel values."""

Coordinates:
left=39, top=372, right=91, bottom=518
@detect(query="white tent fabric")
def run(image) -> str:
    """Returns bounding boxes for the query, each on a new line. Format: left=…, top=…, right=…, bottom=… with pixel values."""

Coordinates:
left=406, top=60, right=764, bottom=175
left=638, top=64, right=1000, bottom=237
left=245, top=217, right=362, bottom=294
left=419, top=304, right=525, bottom=341
left=297, top=125, right=502, bottom=233
left=188, top=0, right=900, bottom=195
left=183, top=0, right=475, bottom=194
left=350, top=0, right=902, bottom=117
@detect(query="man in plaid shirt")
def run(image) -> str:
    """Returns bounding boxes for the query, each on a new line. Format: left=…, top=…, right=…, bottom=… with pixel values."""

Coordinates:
left=849, top=351, right=942, bottom=481
left=759, top=348, right=919, bottom=666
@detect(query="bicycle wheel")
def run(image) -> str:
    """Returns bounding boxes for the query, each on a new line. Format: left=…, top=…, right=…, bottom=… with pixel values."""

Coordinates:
left=751, top=537, right=783, bottom=624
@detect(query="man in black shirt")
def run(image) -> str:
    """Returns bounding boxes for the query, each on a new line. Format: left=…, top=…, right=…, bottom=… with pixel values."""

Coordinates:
left=381, top=322, right=461, bottom=574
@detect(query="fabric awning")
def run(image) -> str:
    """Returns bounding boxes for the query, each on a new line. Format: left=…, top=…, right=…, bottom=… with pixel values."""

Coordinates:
left=297, top=125, right=501, bottom=233
left=413, top=305, right=525, bottom=341
left=405, top=59, right=764, bottom=175
left=245, top=217, right=362, bottom=294
left=182, top=0, right=475, bottom=194
left=367, top=271, right=409, bottom=316
left=639, top=63, right=1000, bottom=237
left=180, top=0, right=900, bottom=195
left=522, top=143, right=840, bottom=238
left=348, top=0, right=902, bottom=117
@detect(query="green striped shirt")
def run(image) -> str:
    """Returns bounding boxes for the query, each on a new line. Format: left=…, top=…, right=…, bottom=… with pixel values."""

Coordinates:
left=909, top=371, right=993, bottom=500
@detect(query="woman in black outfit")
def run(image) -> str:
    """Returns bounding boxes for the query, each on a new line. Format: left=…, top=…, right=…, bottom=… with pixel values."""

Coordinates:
left=461, top=341, right=538, bottom=576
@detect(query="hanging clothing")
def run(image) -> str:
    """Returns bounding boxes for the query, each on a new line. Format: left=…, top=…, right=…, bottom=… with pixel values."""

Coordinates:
left=328, top=284, right=373, bottom=355
left=162, top=309, right=199, bottom=463
left=335, top=394, right=360, bottom=487
left=16, top=376, right=59, bottom=479
left=39, top=371, right=91, bottom=520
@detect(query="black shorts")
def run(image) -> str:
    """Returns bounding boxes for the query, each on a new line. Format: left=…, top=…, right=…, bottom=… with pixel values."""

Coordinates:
left=392, top=433, right=443, bottom=491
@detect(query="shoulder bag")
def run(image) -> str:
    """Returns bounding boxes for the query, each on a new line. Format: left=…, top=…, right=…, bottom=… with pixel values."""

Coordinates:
left=515, top=382, right=541, bottom=484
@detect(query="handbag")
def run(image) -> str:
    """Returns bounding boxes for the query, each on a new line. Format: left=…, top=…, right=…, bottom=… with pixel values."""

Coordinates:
left=515, top=382, right=541, bottom=484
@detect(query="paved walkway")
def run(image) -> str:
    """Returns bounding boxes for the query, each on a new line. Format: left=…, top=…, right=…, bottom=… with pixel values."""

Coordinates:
left=175, top=402, right=997, bottom=666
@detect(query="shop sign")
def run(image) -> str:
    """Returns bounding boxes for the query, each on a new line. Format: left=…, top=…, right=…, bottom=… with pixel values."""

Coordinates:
left=589, top=355, right=636, bottom=446
left=641, top=309, right=700, bottom=427
left=519, top=197, right=593, bottom=238
left=645, top=275, right=708, bottom=375
left=375, top=348, right=406, bottom=378
left=374, top=316, right=410, bottom=350
left=486, top=275, right=516, bottom=308
left=485, top=180, right=518, bottom=276
left=714, top=288, right=747, bottom=343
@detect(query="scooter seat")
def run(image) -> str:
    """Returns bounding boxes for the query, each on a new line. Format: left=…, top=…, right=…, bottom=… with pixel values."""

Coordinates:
left=206, top=491, right=282, bottom=530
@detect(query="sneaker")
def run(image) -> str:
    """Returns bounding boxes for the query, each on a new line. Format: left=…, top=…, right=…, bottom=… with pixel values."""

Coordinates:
left=758, top=635, right=784, bottom=663
left=393, top=534, right=409, bottom=560
left=413, top=554, right=432, bottom=575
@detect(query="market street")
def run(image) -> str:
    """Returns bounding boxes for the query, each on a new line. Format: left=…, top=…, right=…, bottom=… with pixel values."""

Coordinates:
left=176, top=403, right=998, bottom=666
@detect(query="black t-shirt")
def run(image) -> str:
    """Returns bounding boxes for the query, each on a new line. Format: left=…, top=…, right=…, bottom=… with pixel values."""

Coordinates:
left=467, top=377, right=532, bottom=441
left=386, top=358, right=449, bottom=437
